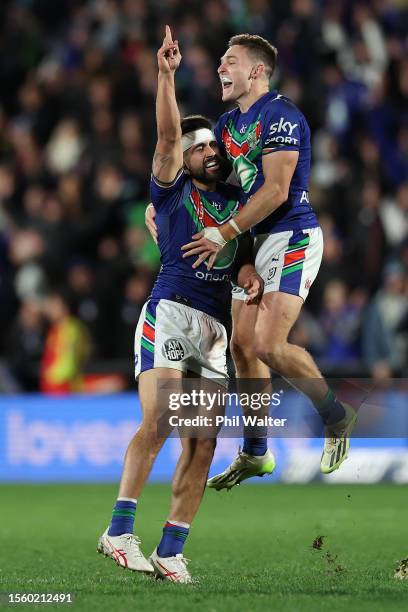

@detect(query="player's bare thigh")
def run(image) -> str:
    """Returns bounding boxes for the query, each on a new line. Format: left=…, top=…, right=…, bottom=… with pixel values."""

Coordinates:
left=231, top=298, right=270, bottom=378
left=231, top=299, right=258, bottom=349
left=139, top=367, right=183, bottom=436
left=254, top=291, right=303, bottom=348
left=139, top=367, right=222, bottom=439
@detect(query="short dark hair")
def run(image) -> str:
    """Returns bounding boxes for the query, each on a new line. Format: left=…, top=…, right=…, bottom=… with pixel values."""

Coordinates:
left=228, top=34, right=278, bottom=79
left=181, top=115, right=212, bottom=135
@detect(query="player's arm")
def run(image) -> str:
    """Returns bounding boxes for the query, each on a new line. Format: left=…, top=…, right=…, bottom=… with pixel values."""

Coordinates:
left=222, top=151, right=298, bottom=239
left=237, top=265, right=264, bottom=304
left=152, top=25, right=183, bottom=184
left=231, top=232, right=263, bottom=304
left=181, top=151, right=298, bottom=268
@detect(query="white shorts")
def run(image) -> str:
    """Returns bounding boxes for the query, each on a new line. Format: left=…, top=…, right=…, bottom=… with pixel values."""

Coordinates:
left=134, top=299, right=228, bottom=384
left=254, top=227, right=323, bottom=301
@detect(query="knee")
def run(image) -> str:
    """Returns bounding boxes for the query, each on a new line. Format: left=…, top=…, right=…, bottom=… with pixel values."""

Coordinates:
left=254, top=337, right=285, bottom=370
left=137, top=422, right=163, bottom=450
left=195, top=438, right=216, bottom=462
left=230, top=333, right=256, bottom=368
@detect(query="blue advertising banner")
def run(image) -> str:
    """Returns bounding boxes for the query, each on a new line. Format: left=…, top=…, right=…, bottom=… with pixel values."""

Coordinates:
left=0, top=393, right=407, bottom=483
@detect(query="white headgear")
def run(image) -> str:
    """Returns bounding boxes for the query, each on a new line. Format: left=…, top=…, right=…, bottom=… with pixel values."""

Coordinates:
left=181, top=128, right=215, bottom=153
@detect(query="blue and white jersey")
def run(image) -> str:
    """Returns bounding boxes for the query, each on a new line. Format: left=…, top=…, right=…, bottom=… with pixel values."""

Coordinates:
left=150, top=172, right=242, bottom=320
left=214, top=90, right=319, bottom=235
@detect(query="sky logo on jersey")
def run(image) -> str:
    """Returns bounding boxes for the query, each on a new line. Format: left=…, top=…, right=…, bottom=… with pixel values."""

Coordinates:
left=264, top=117, right=299, bottom=150
left=269, top=117, right=298, bottom=136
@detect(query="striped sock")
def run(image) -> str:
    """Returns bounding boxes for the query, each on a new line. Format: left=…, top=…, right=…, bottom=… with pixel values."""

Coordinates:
left=157, top=520, right=190, bottom=558
left=108, top=498, right=137, bottom=536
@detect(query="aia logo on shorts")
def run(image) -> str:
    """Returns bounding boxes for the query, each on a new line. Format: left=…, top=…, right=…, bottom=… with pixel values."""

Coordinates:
left=163, top=339, right=185, bottom=361
left=304, top=278, right=312, bottom=290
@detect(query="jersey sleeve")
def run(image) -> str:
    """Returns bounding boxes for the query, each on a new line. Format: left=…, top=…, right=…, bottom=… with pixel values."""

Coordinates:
left=261, top=100, right=302, bottom=156
left=149, top=170, right=186, bottom=214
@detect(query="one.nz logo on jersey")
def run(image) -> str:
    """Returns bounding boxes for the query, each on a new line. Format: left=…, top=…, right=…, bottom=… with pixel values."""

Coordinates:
left=163, top=339, right=185, bottom=361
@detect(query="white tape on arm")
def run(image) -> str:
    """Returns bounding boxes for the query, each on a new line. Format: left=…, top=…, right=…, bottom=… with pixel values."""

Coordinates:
left=228, top=218, right=242, bottom=235
left=202, top=227, right=227, bottom=247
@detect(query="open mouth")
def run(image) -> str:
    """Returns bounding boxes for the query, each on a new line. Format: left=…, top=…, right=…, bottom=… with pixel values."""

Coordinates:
left=220, top=76, right=233, bottom=92
left=204, top=158, right=220, bottom=172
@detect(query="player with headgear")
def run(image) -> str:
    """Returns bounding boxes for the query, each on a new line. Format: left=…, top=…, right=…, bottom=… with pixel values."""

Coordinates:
left=97, top=26, right=263, bottom=583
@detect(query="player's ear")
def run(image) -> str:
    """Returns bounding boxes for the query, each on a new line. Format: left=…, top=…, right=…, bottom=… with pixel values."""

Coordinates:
left=252, top=64, right=264, bottom=79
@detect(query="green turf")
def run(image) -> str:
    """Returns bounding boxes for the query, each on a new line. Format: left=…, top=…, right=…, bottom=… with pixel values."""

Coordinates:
left=1, top=483, right=407, bottom=611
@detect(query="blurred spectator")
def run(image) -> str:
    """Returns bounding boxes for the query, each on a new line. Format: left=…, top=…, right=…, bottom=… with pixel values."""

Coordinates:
left=0, top=0, right=406, bottom=388
left=318, top=280, right=364, bottom=364
left=349, top=180, right=387, bottom=293
left=362, top=263, right=408, bottom=379
left=40, top=290, right=91, bottom=394
left=6, top=299, right=45, bottom=390
left=66, top=260, right=106, bottom=358
left=114, top=272, right=152, bottom=358
left=380, top=182, right=408, bottom=248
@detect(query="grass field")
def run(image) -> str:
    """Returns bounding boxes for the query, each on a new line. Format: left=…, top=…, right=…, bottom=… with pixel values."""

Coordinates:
left=1, top=483, right=407, bottom=611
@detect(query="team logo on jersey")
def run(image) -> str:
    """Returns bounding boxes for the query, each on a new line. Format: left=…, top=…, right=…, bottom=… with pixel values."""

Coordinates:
left=247, top=126, right=261, bottom=151
left=222, top=116, right=262, bottom=192
left=163, top=339, right=185, bottom=361
left=184, top=189, right=240, bottom=269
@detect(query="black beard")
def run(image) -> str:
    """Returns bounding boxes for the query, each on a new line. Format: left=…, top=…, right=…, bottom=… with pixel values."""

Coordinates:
left=190, top=155, right=231, bottom=184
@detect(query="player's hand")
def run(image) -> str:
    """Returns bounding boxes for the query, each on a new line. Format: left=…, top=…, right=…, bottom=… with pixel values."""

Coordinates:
left=157, top=25, right=181, bottom=74
left=181, top=228, right=226, bottom=269
left=243, top=272, right=264, bottom=305
left=145, top=203, right=158, bottom=244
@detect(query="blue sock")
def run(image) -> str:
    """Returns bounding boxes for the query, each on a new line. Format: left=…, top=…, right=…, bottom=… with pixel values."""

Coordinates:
left=157, top=521, right=190, bottom=557
left=314, top=390, right=345, bottom=425
left=108, top=498, right=137, bottom=536
left=243, top=437, right=268, bottom=456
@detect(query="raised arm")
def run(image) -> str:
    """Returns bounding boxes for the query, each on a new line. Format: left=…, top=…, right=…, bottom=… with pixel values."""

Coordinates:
left=153, top=25, right=183, bottom=184
left=219, top=150, right=298, bottom=239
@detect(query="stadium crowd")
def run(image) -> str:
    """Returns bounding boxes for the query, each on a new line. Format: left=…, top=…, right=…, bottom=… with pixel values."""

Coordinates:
left=0, top=0, right=407, bottom=391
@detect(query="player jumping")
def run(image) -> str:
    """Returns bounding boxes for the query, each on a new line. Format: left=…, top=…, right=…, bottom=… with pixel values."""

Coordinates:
left=97, top=27, right=263, bottom=583
left=181, top=34, right=357, bottom=485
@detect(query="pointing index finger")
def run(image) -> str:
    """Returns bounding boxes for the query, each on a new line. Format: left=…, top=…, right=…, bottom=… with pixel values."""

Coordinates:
left=165, top=24, right=173, bottom=44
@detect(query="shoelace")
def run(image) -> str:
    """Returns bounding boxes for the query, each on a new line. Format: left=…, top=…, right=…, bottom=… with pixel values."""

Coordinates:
left=124, top=534, right=143, bottom=557
left=175, top=555, right=190, bottom=579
